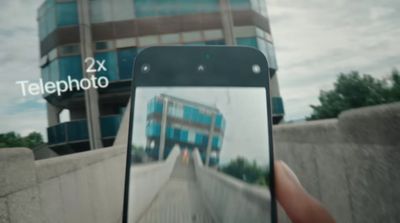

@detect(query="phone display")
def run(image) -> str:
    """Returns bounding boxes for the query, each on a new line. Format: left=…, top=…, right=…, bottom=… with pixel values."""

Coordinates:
left=123, top=46, right=275, bottom=223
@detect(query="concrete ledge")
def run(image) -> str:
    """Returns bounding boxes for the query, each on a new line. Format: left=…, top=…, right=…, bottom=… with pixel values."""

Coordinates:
left=338, top=102, right=400, bottom=146
left=0, top=148, right=37, bottom=197
left=35, top=145, right=125, bottom=183
left=273, top=119, right=340, bottom=144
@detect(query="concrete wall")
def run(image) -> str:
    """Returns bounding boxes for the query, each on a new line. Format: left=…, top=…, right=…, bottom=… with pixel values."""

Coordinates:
left=0, top=145, right=180, bottom=223
left=193, top=150, right=271, bottom=223
left=128, top=148, right=179, bottom=223
left=274, top=102, right=400, bottom=223
left=0, top=146, right=126, bottom=223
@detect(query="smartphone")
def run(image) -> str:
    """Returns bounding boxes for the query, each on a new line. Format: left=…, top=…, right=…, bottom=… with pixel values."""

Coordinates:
left=122, top=46, right=276, bottom=223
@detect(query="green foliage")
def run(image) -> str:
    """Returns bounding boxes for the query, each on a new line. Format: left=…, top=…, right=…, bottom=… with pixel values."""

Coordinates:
left=308, top=69, right=400, bottom=120
left=221, top=157, right=268, bottom=187
left=0, top=131, right=44, bottom=149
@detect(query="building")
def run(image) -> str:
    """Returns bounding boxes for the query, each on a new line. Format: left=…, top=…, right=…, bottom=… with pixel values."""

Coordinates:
left=146, top=94, right=225, bottom=166
left=37, top=0, right=284, bottom=154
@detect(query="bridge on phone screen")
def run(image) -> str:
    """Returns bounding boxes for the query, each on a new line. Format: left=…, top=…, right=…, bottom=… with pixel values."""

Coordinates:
left=129, top=148, right=271, bottom=223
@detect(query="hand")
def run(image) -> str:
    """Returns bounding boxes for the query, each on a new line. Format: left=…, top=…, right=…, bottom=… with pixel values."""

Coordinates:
left=275, top=161, right=336, bottom=223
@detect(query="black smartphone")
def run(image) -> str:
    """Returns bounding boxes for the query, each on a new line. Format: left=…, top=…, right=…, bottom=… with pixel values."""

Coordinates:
left=123, top=46, right=276, bottom=223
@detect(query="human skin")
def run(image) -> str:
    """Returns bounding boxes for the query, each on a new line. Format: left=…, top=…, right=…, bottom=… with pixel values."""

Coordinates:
left=275, top=161, right=336, bottom=223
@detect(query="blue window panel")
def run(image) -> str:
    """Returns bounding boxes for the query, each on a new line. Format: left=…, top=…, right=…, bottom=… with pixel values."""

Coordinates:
left=101, top=115, right=122, bottom=138
left=272, top=97, right=285, bottom=115
left=67, top=120, right=88, bottom=141
left=202, top=135, right=209, bottom=146
left=49, top=59, right=60, bottom=83
left=237, top=37, right=258, bottom=48
left=173, top=128, right=181, bottom=140
left=117, top=48, right=137, bottom=80
left=230, top=0, right=251, bottom=10
left=58, top=55, right=82, bottom=81
left=195, top=133, right=203, bottom=145
left=46, top=6, right=57, bottom=38
left=215, top=114, right=222, bottom=129
left=204, top=115, right=211, bottom=125
left=206, top=39, right=225, bottom=45
left=47, top=123, right=66, bottom=144
left=148, top=98, right=163, bottom=114
left=212, top=136, right=219, bottom=148
left=135, top=0, right=219, bottom=17
left=166, top=127, right=174, bottom=139
left=180, top=130, right=188, bottom=142
left=146, top=122, right=161, bottom=137
left=184, top=42, right=206, bottom=46
left=56, top=2, right=79, bottom=27
left=41, top=65, right=51, bottom=85
left=95, top=51, right=118, bottom=81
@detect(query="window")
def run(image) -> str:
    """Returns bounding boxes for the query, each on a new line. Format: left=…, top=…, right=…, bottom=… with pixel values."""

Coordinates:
left=58, top=55, right=83, bottom=81
left=95, top=51, right=118, bottom=81
left=135, top=0, right=219, bottom=17
left=237, top=37, right=258, bottom=48
left=59, top=44, right=80, bottom=56
left=95, top=41, right=114, bottom=51
left=56, top=2, right=79, bottom=27
left=205, top=39, right=225, bottom=45
left=117, top=48, right=137, bottom=80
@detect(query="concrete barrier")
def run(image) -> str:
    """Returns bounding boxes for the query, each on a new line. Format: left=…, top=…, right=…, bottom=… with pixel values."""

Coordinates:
left=0, top=145, right=179, bottom=223
left=274, top=102, right=400, bottom=223
left=128, top=147, right=179, bottom=223
left=193, top=150, right=271, bottom=223
left=0, top=146, right=126, bottom=223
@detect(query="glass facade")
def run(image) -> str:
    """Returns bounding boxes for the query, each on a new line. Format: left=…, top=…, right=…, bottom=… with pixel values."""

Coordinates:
left=146, top=95, right=225, bottom=162
left=47, top=114, right=121, bottom=145
left=135, top=0, right=220, bottom=17
left=38, top=0, right=78, bottom=40
left=39, top=0, right=284, bottom=149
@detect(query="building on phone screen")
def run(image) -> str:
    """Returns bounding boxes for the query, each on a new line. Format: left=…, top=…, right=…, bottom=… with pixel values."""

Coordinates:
left=146, top=94, right=225, bottom=166
left=38, top=0, right=284, bottom=154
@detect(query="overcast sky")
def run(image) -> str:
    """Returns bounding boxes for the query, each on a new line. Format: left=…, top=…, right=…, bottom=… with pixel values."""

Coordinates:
left=0, top=0, right=399, bottom=138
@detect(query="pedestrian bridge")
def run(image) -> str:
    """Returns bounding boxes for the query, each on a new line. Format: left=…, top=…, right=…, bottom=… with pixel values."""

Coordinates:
left=1, top=103, right=399, bottom=223
left=129, top=148, right=270, bottom=223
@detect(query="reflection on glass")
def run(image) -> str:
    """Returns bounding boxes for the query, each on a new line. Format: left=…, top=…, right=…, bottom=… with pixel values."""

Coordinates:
left=128, top=88, right=271, bottom=223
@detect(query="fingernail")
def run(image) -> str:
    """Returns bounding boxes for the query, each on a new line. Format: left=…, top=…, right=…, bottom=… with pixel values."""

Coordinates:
left=279, top=161, right=301, bottom=185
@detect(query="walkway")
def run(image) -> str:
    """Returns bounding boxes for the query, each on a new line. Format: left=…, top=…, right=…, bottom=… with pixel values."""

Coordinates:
left=137, top=155, right=216, bottom=223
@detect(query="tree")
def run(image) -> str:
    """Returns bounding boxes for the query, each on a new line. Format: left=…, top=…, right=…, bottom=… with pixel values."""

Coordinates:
left=221, top=157, right=268, bottom=186
left=0, top=131, right=44, bottom=149
left=131, top=145, right=146, bottom=163
left=308, top=69, right=400, bottom=120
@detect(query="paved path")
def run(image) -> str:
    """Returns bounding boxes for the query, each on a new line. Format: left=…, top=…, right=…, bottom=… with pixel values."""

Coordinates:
left=137, top=156, right=215, bottom=223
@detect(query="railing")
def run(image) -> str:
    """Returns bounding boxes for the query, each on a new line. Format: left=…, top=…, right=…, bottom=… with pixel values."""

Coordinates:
left=193, top=149, right=271, bottom=223
left=47, top=114, right=122, bottom=145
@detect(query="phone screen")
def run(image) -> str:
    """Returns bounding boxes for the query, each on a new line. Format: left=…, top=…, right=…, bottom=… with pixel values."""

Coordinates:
left=127, top=87, right=272, bottom=223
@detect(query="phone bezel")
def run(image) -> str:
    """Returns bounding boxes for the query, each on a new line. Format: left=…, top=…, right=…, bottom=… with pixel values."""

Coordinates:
left=122, top=46, right=277, bottom=223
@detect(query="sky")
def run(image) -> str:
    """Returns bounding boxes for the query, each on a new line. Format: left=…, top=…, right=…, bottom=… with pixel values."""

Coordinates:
left=0, top=0, right=399, bottom=138
left=132, top=88, right=270, bottom=165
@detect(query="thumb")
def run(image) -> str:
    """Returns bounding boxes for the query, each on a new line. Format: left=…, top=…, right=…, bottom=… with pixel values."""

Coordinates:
left=275, top=161, right=335, bottom=223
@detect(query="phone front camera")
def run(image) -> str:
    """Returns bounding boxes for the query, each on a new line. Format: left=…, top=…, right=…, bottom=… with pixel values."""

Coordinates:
left=141, top=64, right=151, bottom=73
